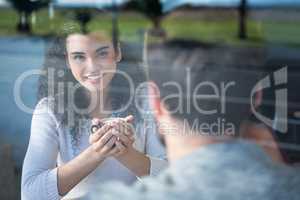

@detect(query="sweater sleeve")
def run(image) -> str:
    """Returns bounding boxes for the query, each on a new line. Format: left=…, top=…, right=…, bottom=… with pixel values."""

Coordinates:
left=21, top=98, right=61, bottom=200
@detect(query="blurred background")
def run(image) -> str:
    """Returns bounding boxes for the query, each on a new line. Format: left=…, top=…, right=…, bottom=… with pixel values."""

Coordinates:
left=0, top=0, right=299, bottom=199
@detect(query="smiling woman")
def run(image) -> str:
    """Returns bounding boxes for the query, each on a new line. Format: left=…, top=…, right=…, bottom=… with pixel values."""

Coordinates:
left=66, top=32, right=120, bottom=93
left=21, top=28, right=167, bottom=200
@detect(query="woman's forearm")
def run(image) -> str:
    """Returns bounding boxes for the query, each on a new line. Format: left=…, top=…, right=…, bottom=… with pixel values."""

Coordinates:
left=116, top=148, right=150, bottom=177
left=57, top=146, right=103, bottom=196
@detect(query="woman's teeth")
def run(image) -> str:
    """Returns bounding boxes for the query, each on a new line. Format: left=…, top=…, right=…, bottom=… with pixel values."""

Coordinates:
left=87, top=75, right=101, bottom=80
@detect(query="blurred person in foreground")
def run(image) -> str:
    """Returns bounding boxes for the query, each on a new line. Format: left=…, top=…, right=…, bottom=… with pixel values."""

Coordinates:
left=87, top=44, right=300, bottom=200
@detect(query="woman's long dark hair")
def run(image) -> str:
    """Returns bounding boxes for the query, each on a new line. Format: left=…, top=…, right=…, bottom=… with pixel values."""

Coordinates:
left=37, top=32, right=146, bottom=149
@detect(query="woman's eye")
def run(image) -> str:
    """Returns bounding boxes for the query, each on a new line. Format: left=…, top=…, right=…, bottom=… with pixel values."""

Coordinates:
left=97, top=51, right=109, bottom=58
left=73, top=55, right=85, bottom=61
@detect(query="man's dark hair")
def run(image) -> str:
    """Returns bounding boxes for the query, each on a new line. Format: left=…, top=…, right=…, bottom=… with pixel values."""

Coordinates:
left=147, top=42, right=261, bottom=136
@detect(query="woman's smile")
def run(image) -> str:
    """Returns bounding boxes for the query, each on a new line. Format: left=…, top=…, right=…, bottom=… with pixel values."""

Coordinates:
left=85, top=74, right=103, bottom=85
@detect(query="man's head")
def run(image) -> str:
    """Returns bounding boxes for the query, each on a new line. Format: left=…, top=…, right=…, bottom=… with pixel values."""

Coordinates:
left=146, top=44, right=252, bottom=161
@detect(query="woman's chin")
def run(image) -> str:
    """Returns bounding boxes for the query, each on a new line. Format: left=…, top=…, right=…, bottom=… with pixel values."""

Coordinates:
left=81, top=77, right=112, bottom=93
left=86, top=85, right=101, bottom=92
left=84, top=83, right=107, bottom=93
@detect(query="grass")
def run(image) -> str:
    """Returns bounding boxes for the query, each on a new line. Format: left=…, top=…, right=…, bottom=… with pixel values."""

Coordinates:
left=0, top=8, right=299, bottom=47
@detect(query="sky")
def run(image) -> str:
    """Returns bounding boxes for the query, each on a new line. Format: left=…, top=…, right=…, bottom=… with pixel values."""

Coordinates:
left=52, top=0, right=126, bottom=8
left=1, top=0, right=300, bottom=10
left=53, top=0, right=300, bottom=11
left=162, top=0, right=300, bottom=12
left=0, top=0, right=7, bottom=6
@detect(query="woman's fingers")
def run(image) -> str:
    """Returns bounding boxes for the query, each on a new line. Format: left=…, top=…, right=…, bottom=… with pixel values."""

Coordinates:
left=89, top=123, right=112, bottom=144
left=107, top=141, right=127, bottom=157
left=115, top=141, right=127, bottom=156
left=89, top=116, right=136, bottom=160
left=110, top=116, right=134, bottom=132
left=111, top=129, right=132, bottom=147
left=92, top=129, right=114, bottom=152
left=101, top=136, right=117, bottom=155
left=111, top=121, right=135, bottom=145
left=112, top=120, right=135, bottom=137
left=92, top=118, right=101, bottom=125
left=107, top=145, right=121, bottom=157
left=124, top=115, right=134, bottom=123
left=90, top=116, right=135, bottom=150
left=113, top=124, right=134, bottom=138
left=122, top=115, right=134, bottom=136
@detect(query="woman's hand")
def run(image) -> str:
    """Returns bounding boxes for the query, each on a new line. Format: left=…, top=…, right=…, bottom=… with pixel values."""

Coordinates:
left=89, top=115, right=135, bottom=159
left=57, top=122, right=122, bottom=196
left=88, top=122, right=122, bottom=162
left=90, top=115, right=151, bottom=177
left=112, top=116, right=136, bottom=158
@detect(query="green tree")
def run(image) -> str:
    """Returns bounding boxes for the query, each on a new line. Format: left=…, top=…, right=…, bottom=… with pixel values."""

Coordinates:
left=74, top=9, right=92, bottom=34
left=238, top=0, right=247, bottom=39
left=7, top=0, right=50, bottom=33
left=125, top=0, right=166, bottom=37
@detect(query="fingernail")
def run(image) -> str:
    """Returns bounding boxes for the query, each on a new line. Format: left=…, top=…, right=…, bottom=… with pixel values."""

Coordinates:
left=92, top=118, right=98, bottom=124
left=112, top=129, right=118, bottom=135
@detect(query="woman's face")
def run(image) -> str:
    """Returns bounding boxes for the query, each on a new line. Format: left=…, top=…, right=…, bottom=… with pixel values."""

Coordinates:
left=66, top=33, right=120, bottom=92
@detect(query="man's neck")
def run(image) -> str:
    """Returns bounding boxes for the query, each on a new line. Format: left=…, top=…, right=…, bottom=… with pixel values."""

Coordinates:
left=165, top=134, right=232, bottom=163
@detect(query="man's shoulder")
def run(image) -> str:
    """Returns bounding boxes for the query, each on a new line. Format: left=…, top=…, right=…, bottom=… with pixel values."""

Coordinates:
left=88, top=172, right=185, bottom=200
left=87, top=140, right=300, bottom=200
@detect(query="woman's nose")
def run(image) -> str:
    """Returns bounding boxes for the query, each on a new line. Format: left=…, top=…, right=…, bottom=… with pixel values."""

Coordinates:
left=86, top=58, right=99, bottom=71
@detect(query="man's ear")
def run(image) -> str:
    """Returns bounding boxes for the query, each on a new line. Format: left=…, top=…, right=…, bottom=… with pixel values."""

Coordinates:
left=148, top=81, right=168, bottom=147
left=115, top=43, right=122, bottom=62
left=148, top=81, right=169, bottom=119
